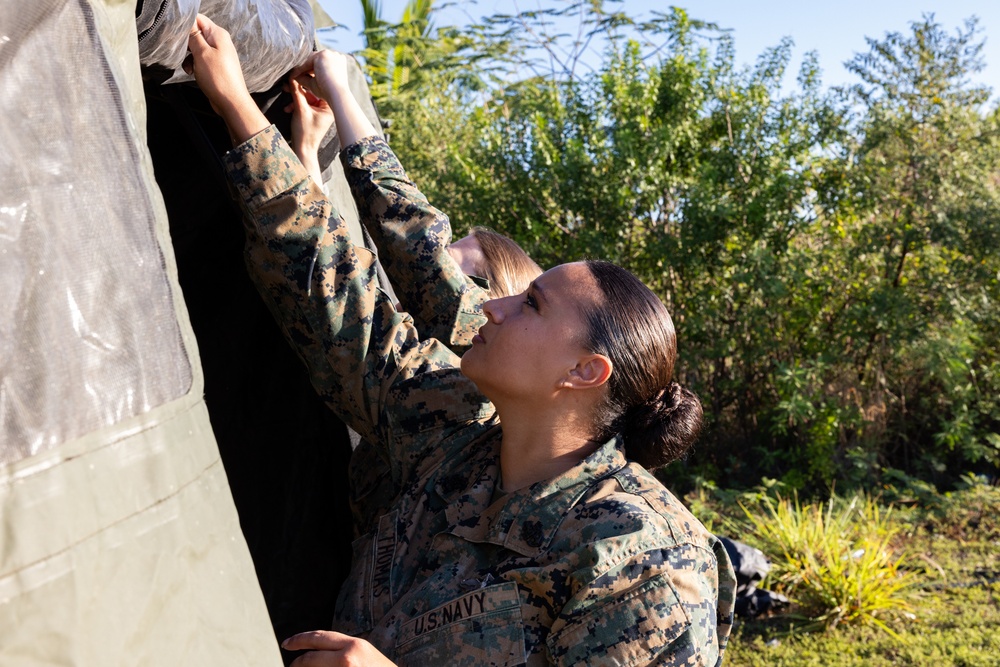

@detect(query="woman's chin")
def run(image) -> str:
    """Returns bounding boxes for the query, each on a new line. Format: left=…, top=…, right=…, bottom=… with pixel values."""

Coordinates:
left=459, top=353, right=479, bottom=381
left=459, top=355, right=491, bottom=396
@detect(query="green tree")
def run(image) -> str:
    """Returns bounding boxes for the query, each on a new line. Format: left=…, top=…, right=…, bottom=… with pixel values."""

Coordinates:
left=360, top=2, right=1000, bottom=493
left=358, top=0, right=433, bottom=102
left=831, top=15, right=1000, bottom=477
left=429, top=5, right=850, bottom=489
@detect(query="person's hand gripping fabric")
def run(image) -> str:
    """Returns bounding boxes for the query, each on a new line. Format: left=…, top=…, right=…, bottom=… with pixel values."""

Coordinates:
left=289, top=51, right=378, bottom=148
left=186, top=13, right=269, bottom=144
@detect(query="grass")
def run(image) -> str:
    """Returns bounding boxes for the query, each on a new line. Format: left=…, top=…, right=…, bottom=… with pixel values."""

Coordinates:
left=735, top=493, right=917, bottom=634
left=688, top=478, right=1000, bottom=667
left=723, top=579, right=1000, bottom=666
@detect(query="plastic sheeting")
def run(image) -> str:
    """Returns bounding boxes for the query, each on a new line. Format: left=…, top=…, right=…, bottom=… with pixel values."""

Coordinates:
left=136, top=0, right=199, bottom=68
left=137, top=0, right=315, bottom=92
left=0, top=0, right=282, bottom=664
left=0, top=0, right=192, bottom=464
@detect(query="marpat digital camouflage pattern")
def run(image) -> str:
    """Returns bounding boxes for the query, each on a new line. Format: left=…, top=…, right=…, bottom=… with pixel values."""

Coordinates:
left=340, top=136, right=490, bottom=531
left=224, top=126, right=736, bottom=666
left=342, top=136, right=489, bottom=352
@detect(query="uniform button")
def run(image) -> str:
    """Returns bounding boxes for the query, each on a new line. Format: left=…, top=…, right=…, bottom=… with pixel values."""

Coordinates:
left=522, top=520, right=543, bottom=548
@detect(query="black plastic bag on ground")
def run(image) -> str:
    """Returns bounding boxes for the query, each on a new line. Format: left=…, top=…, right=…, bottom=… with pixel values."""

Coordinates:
left=720, top=537, right=789, bottom=618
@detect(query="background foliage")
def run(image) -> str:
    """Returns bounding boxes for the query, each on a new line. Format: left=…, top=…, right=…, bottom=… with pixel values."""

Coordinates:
left=353, top=0, right=1000, bottom=495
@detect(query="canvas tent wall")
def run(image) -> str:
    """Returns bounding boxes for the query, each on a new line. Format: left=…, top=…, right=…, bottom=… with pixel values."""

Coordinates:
left=0, top=0, right=372, bottom=663
left=135, top=2, right=389, bottom=652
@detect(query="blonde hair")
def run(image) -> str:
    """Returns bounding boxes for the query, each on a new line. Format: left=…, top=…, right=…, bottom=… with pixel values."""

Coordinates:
left=471, top=227, right=542, bottom=298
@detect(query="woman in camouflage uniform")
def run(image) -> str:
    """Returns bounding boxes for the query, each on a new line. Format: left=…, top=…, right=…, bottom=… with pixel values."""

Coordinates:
left=188, top=15, right=735, bottom=667
left=285, top=70, right=542, bottom=532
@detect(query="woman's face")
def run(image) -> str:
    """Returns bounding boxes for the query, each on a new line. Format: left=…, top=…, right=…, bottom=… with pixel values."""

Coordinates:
left=447, top=233, right=485, bottom=277
left=460, top=262, right=599, bottom=403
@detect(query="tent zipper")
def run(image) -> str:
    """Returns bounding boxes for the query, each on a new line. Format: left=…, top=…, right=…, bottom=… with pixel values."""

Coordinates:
left=137, top=0, right=169, bottom=43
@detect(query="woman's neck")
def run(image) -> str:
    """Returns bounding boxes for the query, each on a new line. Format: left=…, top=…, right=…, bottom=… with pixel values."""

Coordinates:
left=495, top=403, right=601, bottom=492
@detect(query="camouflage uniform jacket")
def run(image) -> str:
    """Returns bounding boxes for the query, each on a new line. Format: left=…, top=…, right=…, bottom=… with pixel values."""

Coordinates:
left=224, top=126, right=736, bottom=667
left=342, top=136, right=488, bottom=354
left=339, top=136, right=489, bottom=531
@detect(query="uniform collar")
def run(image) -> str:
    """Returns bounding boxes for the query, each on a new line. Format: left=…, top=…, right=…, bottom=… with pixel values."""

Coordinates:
left=442, top=436, right=628, bottom=558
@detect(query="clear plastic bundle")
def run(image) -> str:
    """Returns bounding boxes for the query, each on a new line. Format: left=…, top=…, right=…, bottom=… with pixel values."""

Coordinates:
left=137, top=0, right=315, bottom=92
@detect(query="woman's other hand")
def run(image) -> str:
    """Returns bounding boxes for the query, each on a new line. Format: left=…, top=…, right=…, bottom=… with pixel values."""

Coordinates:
left=186, top=14, right=248, bottom=116
left=187, top=13, right=268, bottom=143
left=283, top=631, right=396, bottom=667
left=285, top=79, right=334, bottom=185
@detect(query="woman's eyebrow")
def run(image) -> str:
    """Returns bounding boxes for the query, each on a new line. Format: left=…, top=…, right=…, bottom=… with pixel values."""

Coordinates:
left=529, top=281, right=548, bottom=305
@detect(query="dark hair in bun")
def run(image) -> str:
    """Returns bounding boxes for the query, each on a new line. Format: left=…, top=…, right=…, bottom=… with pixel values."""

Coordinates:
left=583, top=260, right=703, bottom=469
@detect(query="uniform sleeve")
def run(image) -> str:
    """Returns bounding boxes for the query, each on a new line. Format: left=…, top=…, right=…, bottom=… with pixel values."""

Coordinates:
left=341, top=136, right=487, bottom=351
left=546, top=544, right=728, bottom=667
left=223, top=126, right=491, bottom=483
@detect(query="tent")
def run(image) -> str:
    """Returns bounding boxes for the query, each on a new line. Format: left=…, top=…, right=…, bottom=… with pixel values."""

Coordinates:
left=1, top=1, right=380, bottom=663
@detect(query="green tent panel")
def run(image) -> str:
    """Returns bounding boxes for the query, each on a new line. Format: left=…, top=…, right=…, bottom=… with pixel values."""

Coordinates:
left=0, top=0, right=282, bottom=663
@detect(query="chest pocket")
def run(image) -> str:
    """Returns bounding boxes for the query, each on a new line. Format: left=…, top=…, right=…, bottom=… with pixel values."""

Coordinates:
left=394, top=581, right=526, bottom=667
left=334, top=510, right=399, bottom=635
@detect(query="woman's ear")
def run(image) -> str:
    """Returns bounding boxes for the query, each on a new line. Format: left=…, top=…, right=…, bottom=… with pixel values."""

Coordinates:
left=560, top=354, right=612, bottom=390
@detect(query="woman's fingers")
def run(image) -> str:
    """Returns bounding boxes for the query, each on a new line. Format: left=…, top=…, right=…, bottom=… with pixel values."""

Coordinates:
left=281, top=630, right=355, bottom=667
left=184, top=15, right=210, bottom=74
left=292, top=72, right=323, bottom=100
left=187, top=14, right=240, bottom=72
left=288, top=80, right=308, bottom=114
left=301, top=84, right=324, bottom=106
left=284, top=632, right=397, bottom=667
left=290, top=51, right=353, bottom=103
left=289, top=652, right=342, bottom=667
left=187, top=13, right=218, bottom=56
left=187, top=17, right=207, bottom=51
left=289, top=51, right=322, bottom=81
left=283, top=631, right=355, bottom=652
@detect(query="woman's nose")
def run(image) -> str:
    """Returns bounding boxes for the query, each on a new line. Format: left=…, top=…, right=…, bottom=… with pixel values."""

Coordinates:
left=482, top=295, right=513, bottom=324
left=482, top=298, right=502, bottom=323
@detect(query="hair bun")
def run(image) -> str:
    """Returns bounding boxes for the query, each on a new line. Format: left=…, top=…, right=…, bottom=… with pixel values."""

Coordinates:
left=645, top=381, right=682, bottom=413
left=622, top=382, right=703, bottom=469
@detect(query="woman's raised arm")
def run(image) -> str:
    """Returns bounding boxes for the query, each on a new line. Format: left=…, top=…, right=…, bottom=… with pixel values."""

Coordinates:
left=188, top=15, right=491, bottom=476
left=291, top=51, right=489, bottom=350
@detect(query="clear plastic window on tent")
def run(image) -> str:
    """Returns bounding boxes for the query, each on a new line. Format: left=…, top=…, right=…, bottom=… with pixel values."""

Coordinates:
left=0, top=0, right=192, bottom=464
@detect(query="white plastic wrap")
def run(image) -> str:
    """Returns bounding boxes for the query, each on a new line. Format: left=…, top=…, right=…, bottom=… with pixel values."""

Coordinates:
left=136, top=0, right=200, bottom=70
left=0, top=0, right=192, bottom=464
left=137, top=0, right=315, bottom=92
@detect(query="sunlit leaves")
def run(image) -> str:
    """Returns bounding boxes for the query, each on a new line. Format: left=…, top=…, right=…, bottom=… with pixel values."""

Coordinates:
left=361, top=2, right=1000, bottom=492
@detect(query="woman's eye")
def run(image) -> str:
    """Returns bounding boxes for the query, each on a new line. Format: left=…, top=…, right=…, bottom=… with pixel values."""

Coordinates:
left=523, top=293, right=538, bottom=310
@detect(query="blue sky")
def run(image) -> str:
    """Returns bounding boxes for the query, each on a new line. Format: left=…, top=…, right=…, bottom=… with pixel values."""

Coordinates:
left=316, top=1, right=1000, bottom=95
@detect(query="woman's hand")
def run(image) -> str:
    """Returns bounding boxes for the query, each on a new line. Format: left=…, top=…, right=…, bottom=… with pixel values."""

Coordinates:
left=186, top=13, right=268, bottom=143
left=285, top=78, right=334, bottom=185
left=289, top=50, right=378, bottom=149
left=283, top=631, right=396, bottom=667
left=289, top=50, right=352, bottom=103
